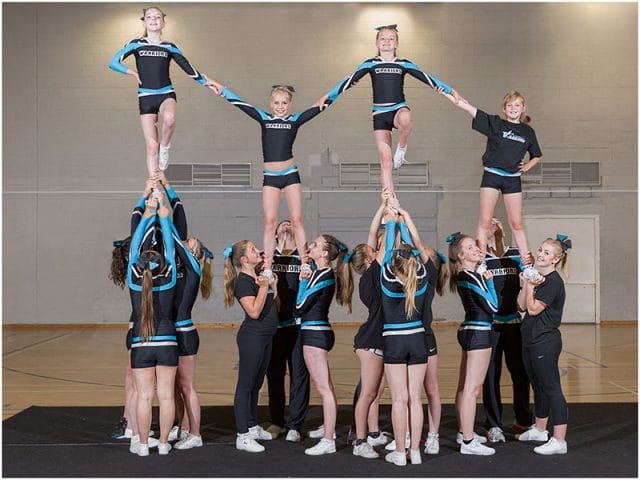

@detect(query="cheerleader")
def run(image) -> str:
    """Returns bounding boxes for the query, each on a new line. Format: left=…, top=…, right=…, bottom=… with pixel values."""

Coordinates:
left=320, top=25, right=459, bottom=192
left=296, top=235, right=353, bottom=455
left=108, top=6, right=222, bottom=174
left=223, top=240, right=279, bottom=453
left=447, top=232, right=498, bottom=455
left=127, top=190, right=179, bottom=456
left=516, top=236, right=571, bottom=455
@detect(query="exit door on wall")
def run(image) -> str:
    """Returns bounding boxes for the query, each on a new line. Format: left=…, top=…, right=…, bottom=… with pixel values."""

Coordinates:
left=523, top=215, right=600, bottom=324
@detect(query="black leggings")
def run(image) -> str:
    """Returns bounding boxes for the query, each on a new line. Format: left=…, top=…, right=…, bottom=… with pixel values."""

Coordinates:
left=233, top=329, right=273, bottom=433
left=522, top=336, right=568, bottom=426
left=266, top=326, right=310, bottom=431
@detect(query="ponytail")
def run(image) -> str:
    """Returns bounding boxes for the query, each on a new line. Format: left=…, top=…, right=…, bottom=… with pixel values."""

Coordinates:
left=446, top=233, right=472, bottom=293
left=223, top=240, right=250, bottom=309
left=200, top=257, right=212, bottom=300
left=321, top=235, right=353, bottom=314
left=140, top=267, right=155, bottom=341
left=109, top=237, right=131, bottom=289
left=392, top=245, right=419, bottom=318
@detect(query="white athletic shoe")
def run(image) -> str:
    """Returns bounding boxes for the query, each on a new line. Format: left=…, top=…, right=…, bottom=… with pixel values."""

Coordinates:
left=158, top=144, right=171, bottom=171
left=460, top=438, right=496, bottom=455
left=456, top=431, right=487, bottom=445
left=393, top=146, right=408, bottom=169
left=352, top=441, right=379, bottom=459
left=174, top=433, right=203, bottom=450
left=517, top=425, right=549, bottom=442
left=157, top=442, right=172, bottom=455
left=534, top=437, right=567, bottom=455
left=285, top=429, right=301, bottom=442
left=409, top=449, right=422, bottom=464
left=386, top=432, right=410, bottom=451
left=366, top=431, right=391, bottom=446
left=266, top=424, right=287, bottom=439
left=136, top=443, right=150, bottom=457
left=304, top=438, right=336, bottom=456
left=307, top=425, right=336, bottom=439
left=248, top=425, right=273, bottom=441
left=487, top=427, right=506, bottom=443
left=129, top=434, right=140, bottom=454
left=385, top=450, right=407, bottom=466
left=424, top=432, right=440, bottom=454
left=147, top=436, right=160, bottom=448
left=167, top=425, right=180, bottom=442
left=236, top=432, right=265, bottom=453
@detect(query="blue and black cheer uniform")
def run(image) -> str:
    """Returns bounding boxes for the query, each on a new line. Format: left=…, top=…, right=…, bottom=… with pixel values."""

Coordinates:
left=220, top=87, right=327, bottom=189
left=296, top=267, right=336, bottom=351
left=354, top=259, right=384, bottom=354
left=521, top=270, right=568, bottom=426
left=109, top=38, right=209, bottom=114
left=482, top=247, right=534, bottom=429
left=455, top=269, right=499, bottom=351
left=472, top=110, right=542, bottom=194
left=267, top=248, right=310, bottom=431
left=233, top=272, right=279, bottom=434
left=172, top=227, right=201, bottom=357
left=422, top=257, right=439, bottom=358
left=327, top=57, right=453, bottom=131
left=127, top=213, right=178, bottom=368
left=380, top=221, right=429, bottom=365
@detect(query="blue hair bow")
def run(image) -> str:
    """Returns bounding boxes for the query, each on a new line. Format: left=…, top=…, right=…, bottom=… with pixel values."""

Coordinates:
left=203, top=246, right=214, bottom=260
left=556, top=234, right=572, bottom=253
left=338, top=244, right=348, bottom=252
left=446, top=232, right=462, bottom=244
left=223, top=244, right=234, bottom=259
left=436, top=250, right=448, bottom=265
left=343, top=250, right=354, bottom=263
left=113, top=240, right=123, bottom=247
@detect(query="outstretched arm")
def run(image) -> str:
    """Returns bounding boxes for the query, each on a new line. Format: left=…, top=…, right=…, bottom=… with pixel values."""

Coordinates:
left=168, top=44, right=221, bottom=93
left=440, top=89, right=477, bottom=118
left=324, top=60, right=374, bottom=105
left=219, top=86, right=269, bottom=123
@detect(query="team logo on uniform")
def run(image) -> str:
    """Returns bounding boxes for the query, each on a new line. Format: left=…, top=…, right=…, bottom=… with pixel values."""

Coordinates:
left=266, top=123, right=292, bottom=129
left=139, top=50, right=168, bottom=58
left=502, top=130, right=526, bottom=143
left=374, top=67, right=403, bottom=75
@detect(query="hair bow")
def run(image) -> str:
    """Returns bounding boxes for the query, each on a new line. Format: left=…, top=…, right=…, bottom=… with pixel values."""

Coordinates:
left=272, top=84, right=295, bottom=93
left=446, top=232, right=462, bottom=244
left=343, top=250, right=354, bottom=263
left=203, top=246, right=214, bottom=260
left=113, top=240, right=123, bottom=247
left=556, top=234, right=572, bottom=253
left=338, top=244, right=348, bottom=252
left=436, top=250, right=448, bottom=265
left=375, top=24, right=398, bottom=31
left=223, top=244, right=234, bottom=260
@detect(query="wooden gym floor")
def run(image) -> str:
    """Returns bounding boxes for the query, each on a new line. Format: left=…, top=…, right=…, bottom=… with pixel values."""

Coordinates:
left=2, top=323, right=637, bottom=421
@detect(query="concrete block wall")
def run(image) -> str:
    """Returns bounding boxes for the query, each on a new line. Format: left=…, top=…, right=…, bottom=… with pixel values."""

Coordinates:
left=3, top=3, right=636, bottom=324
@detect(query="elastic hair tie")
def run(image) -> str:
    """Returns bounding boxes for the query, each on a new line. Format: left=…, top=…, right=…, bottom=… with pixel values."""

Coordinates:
left=446, top=232, right=462, bottom=244
left=223, top=243, right=234, bottom=260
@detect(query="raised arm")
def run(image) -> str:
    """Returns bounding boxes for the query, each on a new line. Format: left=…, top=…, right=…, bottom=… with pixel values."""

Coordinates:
left=239, top=276, right=270, bottom=320
left=367, top=192, right=389, bottom=248
left=157, top=171, right=187, bottom=240
left=440, top=90, right=477, bottom=118
left=219, top=86, right=270, bottom=123
left=325, top=60, right=375, bottom=104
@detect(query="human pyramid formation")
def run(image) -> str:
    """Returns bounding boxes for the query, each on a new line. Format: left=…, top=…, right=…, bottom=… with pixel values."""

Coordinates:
left=108, top=6, right=573, bottom=464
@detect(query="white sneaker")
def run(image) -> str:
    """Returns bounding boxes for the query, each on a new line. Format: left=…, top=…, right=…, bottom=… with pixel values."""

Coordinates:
left=534, top=437, right=567, bottom=455
left=129, top=434, right=140, bottom=454
left=366, top=431, right=391, bottom=446
left=385, top=450, right=407, bottom=466
left=158, top=144, right=171, bottom=171
left=123, top=428, right=134, bottom=439
left=523, top=265, right=543, bottom=282
left=308, top=425, right=336, bottom=439
left=476, top=262, right=488, bottom=275
left=487, top=427, right=506, bottom=443
left=393, top=146, right=408, bottom=169
left=157, top=442, right=171, bottom=455
left=248, top=425, right=273, bottom=441
left=147, top=436, right=160, bottom=448
left=385, top=432, right=410, bottom=450
left=136, top=443, right=149, bottom=457
left=174, top=434, right=203, bottom=450
left=236, top=432, right=265, bottom=453
left=266, top=424, right=287, bottom=439
left=517, top=425, right=549, bottom=442
left=353, top=441, right=379, bottom=459
left=305, top=438, right=336, bottom=456
left=409, top=449, right=422, bottom=464
left=167, top=425, right=180, bottom=442
left=285, top=429, right=301, bottom=442
left=460, top=438, right=496, bottom=455
left=456, top=431, right=487, bottom=445
left=424, top=433, right=439, bottom=454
